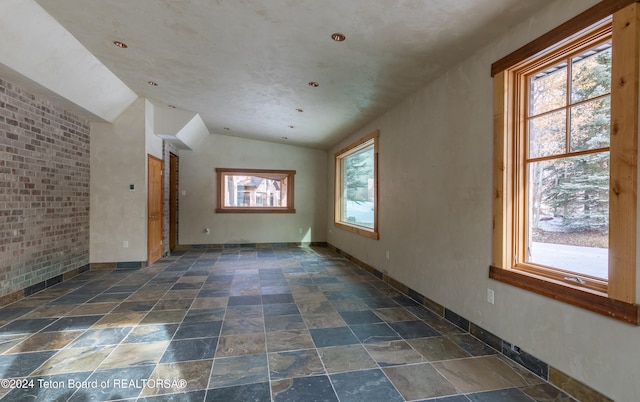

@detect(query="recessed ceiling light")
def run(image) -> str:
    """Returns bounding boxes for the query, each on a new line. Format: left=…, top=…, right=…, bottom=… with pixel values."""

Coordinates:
left=296, top=108, right=304, bottom=113
left=308, top=82, right=319, bottom=87
left=113, top=40, right=128, bottom=48
left=331, top=33, right=346, bottom=42
left=147, top=81, right=158, bottom=86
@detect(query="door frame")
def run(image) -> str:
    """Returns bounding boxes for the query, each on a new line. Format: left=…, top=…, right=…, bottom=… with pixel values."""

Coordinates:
left=169, top=152, right=178, bottom=251
left=147, top=154, right=163, bottom=264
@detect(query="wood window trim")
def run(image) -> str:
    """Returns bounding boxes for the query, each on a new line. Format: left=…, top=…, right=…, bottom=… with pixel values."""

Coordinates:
left=491, top=0, right=638, bottom=77
left=489, top=266, right=640, bottom=324
left=491, top=2, right=640, bottom=324
left=215, top=168, right=296, bottom=213
left=334, top=130, right=379, bottom=240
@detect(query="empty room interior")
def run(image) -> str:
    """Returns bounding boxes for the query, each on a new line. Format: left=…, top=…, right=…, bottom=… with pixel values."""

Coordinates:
left=1, top=0, right=639, bottom=401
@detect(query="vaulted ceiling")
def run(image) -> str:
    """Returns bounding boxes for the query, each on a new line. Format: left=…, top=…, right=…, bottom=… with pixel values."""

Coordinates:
left=2, top=0, right=557, bottom=149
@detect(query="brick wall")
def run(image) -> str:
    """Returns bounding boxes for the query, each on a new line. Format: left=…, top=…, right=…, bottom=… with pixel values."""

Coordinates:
left=163, top=142, right=178, bottom=257
left=0, top=78, right=90, bottom=299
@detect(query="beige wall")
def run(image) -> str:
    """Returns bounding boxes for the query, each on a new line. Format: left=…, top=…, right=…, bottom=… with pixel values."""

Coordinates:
left=90, top=98, right=149, bottom=263
left=179, top=133, right=327, bottom=245
left=145, top=99, right=163, bottom=161
left=90, top=98, right=163, bottom=263
left=326, top=0, right=640, bottom=400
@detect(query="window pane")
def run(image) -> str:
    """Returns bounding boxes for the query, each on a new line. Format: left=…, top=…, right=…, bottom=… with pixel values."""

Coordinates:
left=341, top=145, right=375, bottom=229
left=223, top=175, right=287, bottom=207
left=528, top=110, right=566, bottom=159
left=571, top=42, right=612, bottom=104
left=570, top=96, right=610, bottom=152
left=529, top=63, right=567, bottom=116
left=526, top=153, right=609, bottom=279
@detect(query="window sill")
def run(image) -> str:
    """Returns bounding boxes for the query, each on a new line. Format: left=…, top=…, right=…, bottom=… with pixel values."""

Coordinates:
left=334, top=222, right=379, bottom=240
left=216, top=208, right=295, bottom=214
left=489, top=266, right=640, bottom=325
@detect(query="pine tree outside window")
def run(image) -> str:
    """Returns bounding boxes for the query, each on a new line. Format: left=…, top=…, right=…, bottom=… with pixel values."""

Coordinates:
left=334, top=130, right=379, bottom=239
left=525, top=39, right=611, bottom=281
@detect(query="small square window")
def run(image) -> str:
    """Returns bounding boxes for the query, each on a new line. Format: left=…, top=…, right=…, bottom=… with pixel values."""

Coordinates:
left=215, top=168, right=295, bottom=213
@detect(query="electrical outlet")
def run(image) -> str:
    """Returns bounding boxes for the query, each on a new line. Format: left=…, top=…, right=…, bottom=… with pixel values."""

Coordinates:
left=386, top=250, right=390, bottom=260
left=204, top=228, right=210, bottom=235
left=123, top=240, right=128, bottom=248
left=299, top=228, right=303, bottom=234
left=487, top=288, right=495, bottom=304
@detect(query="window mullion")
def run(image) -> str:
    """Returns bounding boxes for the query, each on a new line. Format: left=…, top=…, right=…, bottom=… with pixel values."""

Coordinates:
left=566, top=55, right=572, bottom=154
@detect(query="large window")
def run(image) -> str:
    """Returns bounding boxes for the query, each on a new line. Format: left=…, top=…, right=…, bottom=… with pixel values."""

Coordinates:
left=334, top=130, right=379, bottom=239
left=524, top=32, right=612, bottom=288
left=491, top=1, right=639, bottom=323
left=216, top=168, right=295, bottom=213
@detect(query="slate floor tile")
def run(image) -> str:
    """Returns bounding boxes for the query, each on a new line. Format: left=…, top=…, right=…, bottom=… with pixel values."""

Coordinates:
left=350, top=322, right=402, bottom=344
left=448, top=334, right=499, bottom=356
left=383, top=362, right=459, bottom=400
left=467, top=388, right=537, bottom=402
left=216, top=333, right=266, bottom=357
left=432, top=357, right=514, bottom=393
left=6, top=330, right=83, bottom=353
left=0, top=246, right=578, bottom=402
left=271, top=375, right=339, bottom=402
left=209, top=354, right=269, bottom=388
left=174, top=321, right=222, bottom=339
left=0, top=318, right=58, bottom=335
left=309, top=326, right=359, bottom=348
left=266, top=330, right=315, bottom=353
left=408, top=336, right=471, bottom=361
left=339, top=310, right=383, bottom=325
left=160, top=337, right=218, bottom=363
left=205, top=382, right=271, bottom=402
left=0, top=350, right=58, bottom=378
left=330, top=369, right=404, bottom=402
left=318, top=345, right=378, bottom=374
left=364, top=340, right=424, bottom=367
left=389, top=320, right=440, bottom=339
left=268, top=349, right=325, bottom=380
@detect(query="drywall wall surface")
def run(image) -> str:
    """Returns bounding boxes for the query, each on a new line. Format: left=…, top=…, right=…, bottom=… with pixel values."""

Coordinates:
left=90, top=98, right=147, bottom=262
left=179, top=133, right=327, bottom=245
left=326, top=0, right=640, bottom=400
left=145, top=99, right=163, bottom=160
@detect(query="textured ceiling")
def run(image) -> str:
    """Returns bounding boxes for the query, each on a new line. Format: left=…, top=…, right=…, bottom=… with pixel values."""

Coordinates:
left=33, top=0, right=555, bottom=149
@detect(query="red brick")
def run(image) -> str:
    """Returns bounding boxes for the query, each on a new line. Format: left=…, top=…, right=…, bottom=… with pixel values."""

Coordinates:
left=0, top=77, right=89, bottom=298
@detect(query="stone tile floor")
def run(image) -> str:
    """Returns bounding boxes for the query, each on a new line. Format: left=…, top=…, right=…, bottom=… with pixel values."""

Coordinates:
left=0, top=246, right=576, bottom=401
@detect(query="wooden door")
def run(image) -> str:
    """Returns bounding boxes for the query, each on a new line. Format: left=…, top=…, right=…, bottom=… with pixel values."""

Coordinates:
left=147, top=155, right=163, bottom=264
left=169, top=153, right=178, bottom=251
